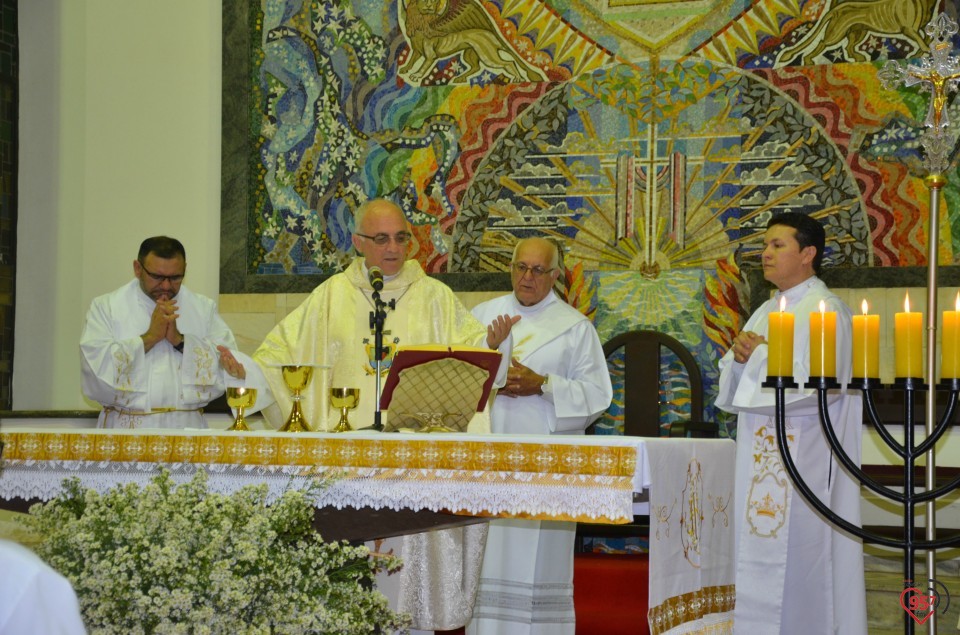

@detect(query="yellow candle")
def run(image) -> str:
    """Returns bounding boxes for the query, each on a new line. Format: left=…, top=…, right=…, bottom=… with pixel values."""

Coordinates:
left=767, top=296, right=794, bottom=378
left=852, top=299, right=880, bottom=378
left=894, top=293, right=923, bottom=379
left=941, top=292, right=960, bottom=379
left=810, top=299, right=837, bottom=377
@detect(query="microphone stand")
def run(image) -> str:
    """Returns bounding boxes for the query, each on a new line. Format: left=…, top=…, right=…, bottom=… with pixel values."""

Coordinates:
left=369, top=289, right=394, bottom=431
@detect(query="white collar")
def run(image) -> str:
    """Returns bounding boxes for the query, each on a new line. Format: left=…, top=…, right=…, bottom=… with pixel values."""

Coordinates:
left=773, top=276, right=820, bottom=308
left=511, top=290, right=558, bottom=317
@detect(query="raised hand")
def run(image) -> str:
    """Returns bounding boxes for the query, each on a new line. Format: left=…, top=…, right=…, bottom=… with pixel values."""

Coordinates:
left=486, top=313, right=521, bottom=349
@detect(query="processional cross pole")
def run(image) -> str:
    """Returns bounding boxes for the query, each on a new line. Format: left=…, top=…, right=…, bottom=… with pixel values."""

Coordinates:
left=878, top=13, right=960, bottom=634
left=764, top=11, right=960, bottom=635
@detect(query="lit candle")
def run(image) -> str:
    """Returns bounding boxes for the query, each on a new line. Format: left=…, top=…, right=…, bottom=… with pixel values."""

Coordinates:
left=941, top=292, right=960, bottom=380
left=852, top=299, right=880, bottom=378
left=809, top=299, right=837, bottom=377
left=767, top=296, right=794, bottom=378
left=894, top=293, right=923, bottom=379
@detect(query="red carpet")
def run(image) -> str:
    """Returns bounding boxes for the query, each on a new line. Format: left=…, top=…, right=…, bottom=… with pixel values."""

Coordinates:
left=573, top=552, right=650, bottom=635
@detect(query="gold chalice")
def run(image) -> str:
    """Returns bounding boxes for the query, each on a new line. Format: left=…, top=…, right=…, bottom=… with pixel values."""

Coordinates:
left=330, top=387, right=360, bottom=433
left=279, top=365, right=314, bottom=432
left=225, top=387, right=257, bottom=431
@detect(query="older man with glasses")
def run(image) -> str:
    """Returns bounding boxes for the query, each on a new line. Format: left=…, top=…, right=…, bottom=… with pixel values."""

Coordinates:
left=80, top=235, right=238, bottom=429
left=221, top=197, right=516, bottom=432
left=467, top=237, right=612, bottom=635
left=217, top=198, right=519, bottom=633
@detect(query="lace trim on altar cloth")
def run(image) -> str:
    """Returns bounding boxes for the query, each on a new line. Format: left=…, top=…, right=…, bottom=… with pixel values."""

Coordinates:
left=0, top=460, right=636, bottom=523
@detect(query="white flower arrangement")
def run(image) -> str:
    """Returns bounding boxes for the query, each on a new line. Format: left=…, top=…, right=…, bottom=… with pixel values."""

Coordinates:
left=24, top=469, right=411, bottom=634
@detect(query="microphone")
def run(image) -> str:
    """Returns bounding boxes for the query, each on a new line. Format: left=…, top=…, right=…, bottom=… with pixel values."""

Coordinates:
left=368, top=266, right=384, bottom=291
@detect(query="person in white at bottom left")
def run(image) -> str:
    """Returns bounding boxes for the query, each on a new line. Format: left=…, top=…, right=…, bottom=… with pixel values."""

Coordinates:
left=467, top=236, right=613, bottom=635
left=0, top=539, right=87, bottom=634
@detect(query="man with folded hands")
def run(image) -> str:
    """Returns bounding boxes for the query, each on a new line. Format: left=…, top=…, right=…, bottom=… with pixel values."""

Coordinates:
left=80, top=235, right=237, bottom=429
left=716, top=213, right=865, bottom=634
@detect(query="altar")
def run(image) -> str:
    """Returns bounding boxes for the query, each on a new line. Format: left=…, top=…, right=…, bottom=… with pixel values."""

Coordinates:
left=0, top=425, right=736, bottom=634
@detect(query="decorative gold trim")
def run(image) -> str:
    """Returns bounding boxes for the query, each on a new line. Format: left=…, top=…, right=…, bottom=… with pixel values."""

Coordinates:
left=0, top=431, right=637, bottom=475
left=0, top=431, right=639, bottom=523
left=452, top=508, right=630, bottom=524
left=648, top=584, right=735, bottom=635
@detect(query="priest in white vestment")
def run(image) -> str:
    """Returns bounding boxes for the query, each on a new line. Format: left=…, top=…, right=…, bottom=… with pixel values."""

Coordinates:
left=219, top=199, right=517, bottom=633
left=80, top=236, right=237, bottom=429
left=466, top=237, right=613, bottom=635
left=716, top=213, right=866, bottom=635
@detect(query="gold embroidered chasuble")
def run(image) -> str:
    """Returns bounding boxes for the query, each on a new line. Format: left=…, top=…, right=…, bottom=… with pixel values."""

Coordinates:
left=253, top=258, right=488, bottom=431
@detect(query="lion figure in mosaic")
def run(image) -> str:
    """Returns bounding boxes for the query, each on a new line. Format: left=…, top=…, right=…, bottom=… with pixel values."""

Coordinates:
left=399, top=0, right=546, bottom=84
left=778, top=0, right=932, bottom=64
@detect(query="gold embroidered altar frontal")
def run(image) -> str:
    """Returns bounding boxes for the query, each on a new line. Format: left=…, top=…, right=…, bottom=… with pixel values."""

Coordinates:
left=0, top=430, right=637, bottom=474
left=0, top=429, right=645, bottom=523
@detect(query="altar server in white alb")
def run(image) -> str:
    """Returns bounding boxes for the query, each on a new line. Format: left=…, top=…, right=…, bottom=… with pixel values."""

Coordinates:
left=716, top=213, right=866, bottom=634
left=80, top=236, right=237, bottom=429
left=467, top=237, right=613, bottom=635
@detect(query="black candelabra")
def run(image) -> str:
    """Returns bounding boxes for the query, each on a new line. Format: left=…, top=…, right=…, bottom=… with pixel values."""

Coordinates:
left=764, top=374, right=960, bottom=635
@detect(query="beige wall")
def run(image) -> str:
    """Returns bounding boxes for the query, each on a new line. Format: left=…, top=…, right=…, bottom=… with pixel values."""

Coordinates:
left=16, top=0, right=222, bottom=409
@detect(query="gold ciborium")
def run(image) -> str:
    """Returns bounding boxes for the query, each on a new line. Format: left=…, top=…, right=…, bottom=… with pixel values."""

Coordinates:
left=279, top=365, right=314, bottom=432
left=330, top=387, right=360, bottom=433
left=225, top=387, right=257, bottom=431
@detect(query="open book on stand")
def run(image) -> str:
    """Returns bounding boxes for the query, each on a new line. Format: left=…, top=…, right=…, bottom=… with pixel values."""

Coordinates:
left=378, top=344, right=502, bottom=432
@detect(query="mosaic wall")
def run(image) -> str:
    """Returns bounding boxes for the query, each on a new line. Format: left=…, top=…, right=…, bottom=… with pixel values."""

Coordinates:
left=223, top=0, right=960, bottom=438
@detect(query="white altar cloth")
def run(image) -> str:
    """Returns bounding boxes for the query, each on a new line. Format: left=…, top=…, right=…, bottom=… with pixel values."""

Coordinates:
left=0, top=428, right=646, bottom=523
left=0, top=427, right=736, bottom=634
